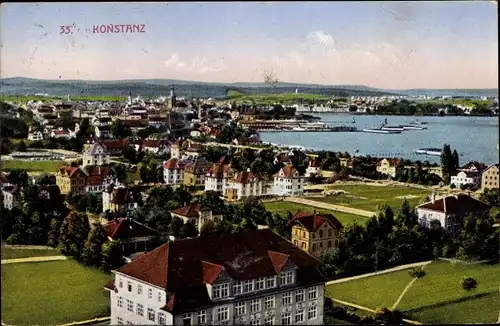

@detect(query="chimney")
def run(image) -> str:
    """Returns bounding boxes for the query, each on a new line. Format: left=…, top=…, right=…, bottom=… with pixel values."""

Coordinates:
left=431, top=192, right=436, bottom=203
left=313, top=209, right=317, bottom=215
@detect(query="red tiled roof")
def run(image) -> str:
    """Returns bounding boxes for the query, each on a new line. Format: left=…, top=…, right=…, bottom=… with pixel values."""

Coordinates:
left=309, top=158, right=321, bottom=168
left=163, top=158, right=185, bottom=170
left=110, top=187, right=140, bottom=205
left=232, top=171, right=262, bottom=184
left=102, top=139, right=125, bottom=150
left=114, top=229, right=325, bottom=314
left=103, top=218, right=158, bottom=240
left=274, top=165, right=299, bottom=178
left=417, top=194, right=491, bottom=215
left=59, top=165, right=82, bottom=177
left=171, top=203, right=210, bottom=218
left=184, top=158, right=210, bottom=174
left=288, top=211, right=344, bottom=231
left=142, top=139, right=164, bottom=148
left=460, top=161, right=487, bottom=171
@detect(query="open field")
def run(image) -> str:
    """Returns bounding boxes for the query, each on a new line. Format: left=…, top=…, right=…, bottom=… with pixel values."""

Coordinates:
left=1, top=248, right=60, bottom=260
left=326, top=260, right=500, bottom=324
left=1, top=159, right=63, bottom=172
left=1, top=95, right=125, bottom=102
left=227, top=91, right=332, bottom=103
left=415, top=99, right=492, bottom=107
left=312, top=184, right=431, bottom=211
left=9, top=138, right=49, bottom=146
left=264, top=201, right=370, bottom=226
left=1, top=260, right=110, bottom=325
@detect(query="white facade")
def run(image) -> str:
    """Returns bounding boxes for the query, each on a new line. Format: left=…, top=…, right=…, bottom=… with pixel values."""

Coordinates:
left=204, top=175, right=224, bottom=192
left=450, top=171, right=481, bottom=189
left=28, top=131, right=44, bottom=141
left=110, top=272, right=174, bottom=325
left=171, top=144, right=181, bottom=159
left=82, top=142, right=110, bottom=168
left=109, top=270, right=324, bottom=326
left=163, top=167, right=184, bottom=185
left=417, top=208, right=447, bottom=229
left=305, top=166, right=321, bottom=178
left=227, top=180, right=270, bottom=200
left=273, top=169, right=306, bottom=197
left=2, top=190, right=20, bottom=210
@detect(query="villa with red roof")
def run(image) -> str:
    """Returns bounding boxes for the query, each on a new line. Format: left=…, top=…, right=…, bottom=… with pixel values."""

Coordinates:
left=376, top=158, right=402, bottom=178
left=416, top=193, right=492, bottom=235
left=103, top=217, right=158, bottom=254
left=305, top=158, right=322, bottom=177
left=273, top=165, right=306, bottom=197
left=225, top=170, right=271, bottom=201
left=288, top=211, right=344, bottom=258
left=104, top=229, right=326, bottom=325
left=170, top=203, right=223, bottom=233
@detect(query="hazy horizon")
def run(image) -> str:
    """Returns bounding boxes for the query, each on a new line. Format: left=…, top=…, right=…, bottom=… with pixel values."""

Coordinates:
left=1, top=2, right=498, bottom=89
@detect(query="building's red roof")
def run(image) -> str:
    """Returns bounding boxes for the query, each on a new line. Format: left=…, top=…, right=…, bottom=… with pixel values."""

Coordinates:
left=232, top=170, right=262, bottom=184
left=109, top=187, right=140, bottom=205
left=274, top=164, right=299, bottom=178
left=142, top=139, right=165, bottom=148
left=288, top=211, right=344, bottom=231
left=417, top=194, right=491, bottom=214
left=184, top=158, right=210, bottom=174
left=113, top=229, right=325, bottom=314
left=171, top=203, right=212, bottom=218
left=103, top=218, right=158, bottom=240
left=102, top=139, right=126, bottom=150
left=163, top=158, right=185, bottom=170
left=309, top=158, right=321, bottom=168
left=460, top=161, right=487, bottom=172
left=59, top=165, right=82, bottom=177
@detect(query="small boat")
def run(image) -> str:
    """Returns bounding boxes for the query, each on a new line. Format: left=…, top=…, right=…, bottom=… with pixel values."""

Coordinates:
left=352, top=116, right=356, bottom=123
left=363, top=124, right=402, bottom=134
left=381, top=124, right=405, bottom=132
left=415, top=148, right=442, bottom=156
left=401, top=125, right=427, bottom=130
left=292, top=127, right=306, bottom=131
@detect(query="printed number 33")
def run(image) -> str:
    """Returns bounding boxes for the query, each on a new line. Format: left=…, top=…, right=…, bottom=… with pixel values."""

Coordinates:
left=59, top=25, right=72, bottom=34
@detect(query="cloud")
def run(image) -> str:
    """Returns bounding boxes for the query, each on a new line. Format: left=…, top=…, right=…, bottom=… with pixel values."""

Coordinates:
left=164, top=53, right=184, bottom=70
left=164, top=53, right=225, bottom=74
left=307, top=30, right=335, bottom=46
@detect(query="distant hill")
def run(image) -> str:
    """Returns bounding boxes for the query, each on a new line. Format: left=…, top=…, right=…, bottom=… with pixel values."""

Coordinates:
left=0, top=77, right=497, bottom=99
left=0, top=77, right=399, bottom=99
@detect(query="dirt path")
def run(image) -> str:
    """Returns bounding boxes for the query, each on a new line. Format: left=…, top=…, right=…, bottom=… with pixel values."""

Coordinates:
left=2, top=244, right=56, bottom=250
left=326, top=260, right=433, bottom=285
left=330, top=297, right=423, bottom=325
left=391, top=261, right=433, bottom=310
left=286, top=196, right=375, bottom=217
left=1, top=255, right=67, bottom=264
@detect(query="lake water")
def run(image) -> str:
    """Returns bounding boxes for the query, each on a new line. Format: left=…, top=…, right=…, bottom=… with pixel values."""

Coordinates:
left=260, top=114, right=499, bottom=165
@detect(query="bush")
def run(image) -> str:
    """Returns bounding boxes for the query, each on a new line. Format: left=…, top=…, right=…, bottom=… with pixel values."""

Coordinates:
left=409, top=266, right=426, bottom=279
left=461, top=276, right=478, bottom=291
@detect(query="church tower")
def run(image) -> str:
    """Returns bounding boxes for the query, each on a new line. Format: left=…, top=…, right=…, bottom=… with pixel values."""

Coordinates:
left=167, top=86, right=176, bottom=109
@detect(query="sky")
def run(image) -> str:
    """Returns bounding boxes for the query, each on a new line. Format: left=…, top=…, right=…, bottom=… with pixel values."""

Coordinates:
left=0, top=2, right=498, bottom=89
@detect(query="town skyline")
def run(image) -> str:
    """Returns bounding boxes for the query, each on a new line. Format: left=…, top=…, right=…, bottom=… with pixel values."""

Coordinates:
left=1, top=2, right=498, bottom=89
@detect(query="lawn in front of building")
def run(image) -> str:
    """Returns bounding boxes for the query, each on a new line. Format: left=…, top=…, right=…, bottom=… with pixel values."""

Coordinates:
left=264, top=201, right=370, bottom=226
left=1, top=260, right=110, bottom=325
left=1, top=159, right=63, bottom=172
left=312, top=184, right=431, bottom=211
left=326, top=260, right=500, bottom=324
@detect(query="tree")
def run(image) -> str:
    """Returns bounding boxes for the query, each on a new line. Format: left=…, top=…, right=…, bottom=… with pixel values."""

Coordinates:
left=178, top=222, right=199, bottom=239
left=396, top=199, right=417, bottom=229
left=100, top=240, right=125, bottom=273
left=461, top=276, right=477, bottom=291
left=409, top=266, right=426, bottom=279
left=36, top=173, right=56, bottom=186
left=440, top=144, right=456, bottom=182
left=58, top=211, right=90, bottom=259
left=16, top=140, right=27, bottom=152
left=479, top=188, right=500, bottom=207
left=200, top=220, right=216, bottom=236
left=82, top=223, right=109, bottom=266
left=47, top=218, right=61, bottom=247
left=110, top=119, right=132, bottom=138
left=7, top=169, right=29, bottom=186
left=452, top=149, right=460, bottom=169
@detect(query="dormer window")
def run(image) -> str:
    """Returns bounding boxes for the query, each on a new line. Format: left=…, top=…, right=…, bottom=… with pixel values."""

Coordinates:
left=212, top=283, right=229, bottom=299
left=233, top=281, right=242, bottom=295
left=280, top=270, right=294, bottom=286
left=243, top=280, right=253, bottom=292
left=255, top=277, right=265, bottom=290
left=266, top=276, right=276, bottom=288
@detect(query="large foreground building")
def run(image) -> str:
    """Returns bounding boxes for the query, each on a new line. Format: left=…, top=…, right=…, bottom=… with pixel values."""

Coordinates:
left=105, top=229, right=326, bottom=325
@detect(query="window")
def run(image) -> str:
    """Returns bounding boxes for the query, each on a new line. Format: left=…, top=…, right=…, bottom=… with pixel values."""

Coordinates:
left=216, top=306, right=229, bottom=322
left=319, top=229, right=323, bottom=238
left=147, top=308, right=155, bottom=322
left=243, top=280, right=253, bottom=292
left=234, top=302, right=246, bottom=316
left=117, top=317, right=124, bottom=325
left=117, top=296, right=123, bottom=308
left=197, top=310, right=206, bottom=324
left=255, top=277, right=265, bottom=290
left=328, top=241, right=332, bottom=248
left=308, top=286, right=318, bottom=300
left=282, top=313, right=291, bottom=325
left=136, top=303, right=144, bottom=317
left=137, top=284, right=142, bottom=294
left=280, top=270, right=294, bottom=285
left=158, top=312, right=166, bottom=324
left=264, top=317, right=275, bottom=325
left=158, top=291, right=162, bottom=302
left=295, top=289, right=305, bottom=302
left=312, top=243, right=317, bottom=251
left=328, top=229, right=333, bottom=237
left=233, top=281, right=242, bottom=295
left=294, top=240, right=298, bottom=246
left=295, top=309, right=304, bottom=323
left=127, top=281, right=132, bottom=292
left=265, top=295, right=275, bottom=309
left=118, top=278, right=123, bottom=288
left=250, top=298, right=261, bottom=313
left=182, top=313, right=192, bottom=326
left=301, top=242, right=306, bottom=249
left=266, top=276, right=276, bottom=288
left=148, top=288, right=153, bottom=299
left=126, top=322, right=133, bottom=325
left=126, top=299, right=133, bottom=312
left=251, top=319, right=260, bottom=325
left=282, top=292, right=292, bottom=305
left=308, top=306, right=317, bottom=320
left=213, top=283, right=229, bottom=299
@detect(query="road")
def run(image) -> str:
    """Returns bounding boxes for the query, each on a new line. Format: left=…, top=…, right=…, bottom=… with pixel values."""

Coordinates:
left=285, top=196, right=375, bottom=217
